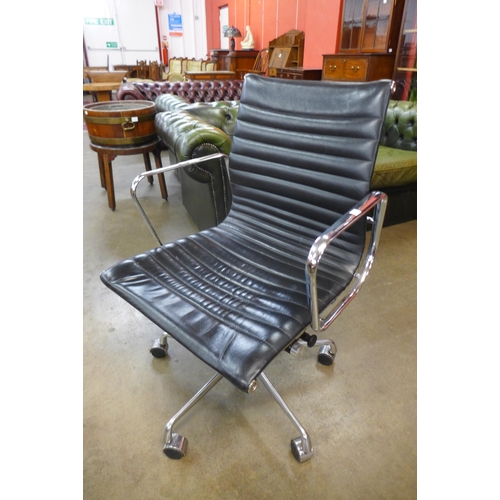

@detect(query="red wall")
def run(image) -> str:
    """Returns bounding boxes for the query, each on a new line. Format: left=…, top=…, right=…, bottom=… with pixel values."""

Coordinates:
left=205, top=0, right=343, bottom=68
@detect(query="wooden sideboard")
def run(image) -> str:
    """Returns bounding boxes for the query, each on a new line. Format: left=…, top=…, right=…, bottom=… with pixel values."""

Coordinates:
left=209, top=50, right=259, bottom=78
left=322, top=54, right=395, bottom=82
left=275, top=68, right=322, bottom=80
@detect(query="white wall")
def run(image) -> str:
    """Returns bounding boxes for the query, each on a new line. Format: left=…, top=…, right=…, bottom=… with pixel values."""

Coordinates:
left=83, top=0, right=157, bottom=66
left=158, top=0, right=208, bottom=60
left=83, top=0, right=207, bottom=67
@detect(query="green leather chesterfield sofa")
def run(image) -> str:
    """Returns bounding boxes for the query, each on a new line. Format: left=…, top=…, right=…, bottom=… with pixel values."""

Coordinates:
left=155, top=95, right=238, bottom=230
left=155, top=93, right=417, bottom=230
left=372, top=100, right=417, bottom=226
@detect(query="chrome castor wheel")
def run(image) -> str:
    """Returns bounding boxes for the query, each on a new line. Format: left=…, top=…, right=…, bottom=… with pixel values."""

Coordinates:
left=150, top=337, right=169, bottom=358
left=290, top=437, right=314, bottom=463
left=163, top=433, right=188, bottom=460
left=317, top=344, right=336, bottom=366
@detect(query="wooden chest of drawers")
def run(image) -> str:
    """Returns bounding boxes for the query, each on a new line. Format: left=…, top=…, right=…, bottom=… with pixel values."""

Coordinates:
left=322, top=54, right=395, bottom=82
left=274, top=68, right=323, bottom=80
left=210, top=49, right=259, bottom=76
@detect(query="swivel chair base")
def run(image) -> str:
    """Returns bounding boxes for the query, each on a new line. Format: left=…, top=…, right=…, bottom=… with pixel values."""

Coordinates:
left=150, top=333, right=170, bottom=358
left=163, top=433, right=188, bottom=460
left=151, top=330, right=336, bottom=462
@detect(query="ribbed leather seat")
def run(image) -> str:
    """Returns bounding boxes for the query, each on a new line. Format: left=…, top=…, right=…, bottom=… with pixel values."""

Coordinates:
left=101, top=75, right=391, bottom=393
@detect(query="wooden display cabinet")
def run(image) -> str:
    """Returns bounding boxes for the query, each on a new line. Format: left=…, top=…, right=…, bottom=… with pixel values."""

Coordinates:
left=323, top=0, right=406, bottom=82
left=391, top=0, right=417, bottom=101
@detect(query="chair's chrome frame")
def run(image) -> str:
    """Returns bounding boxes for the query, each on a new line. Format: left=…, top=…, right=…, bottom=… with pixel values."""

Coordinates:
left=306, top=191, right=388, bottom=332
left=130, top=152, right=229, bottom=246
left=128, top=156, right=386, bottom=463
left=131, top=158, right=387, bottom=333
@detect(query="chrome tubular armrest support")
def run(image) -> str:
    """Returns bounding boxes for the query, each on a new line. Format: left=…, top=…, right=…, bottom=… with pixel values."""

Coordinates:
left=130, top=153, right=229, bottom=246
left=305, top=191, right=388, bottom=332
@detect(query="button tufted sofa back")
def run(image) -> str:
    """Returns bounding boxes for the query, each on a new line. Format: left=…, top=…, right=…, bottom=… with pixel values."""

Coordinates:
left=378, top=100, right=417, bottom=151
left=117, top=79, right=245, bottom=103
left=155, top=93, right=240, bottom=138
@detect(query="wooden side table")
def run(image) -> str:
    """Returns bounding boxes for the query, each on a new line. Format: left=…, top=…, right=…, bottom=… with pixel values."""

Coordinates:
left=83, top=82, right=122, bottom=102
left=89, top=138, right=168, bottom=211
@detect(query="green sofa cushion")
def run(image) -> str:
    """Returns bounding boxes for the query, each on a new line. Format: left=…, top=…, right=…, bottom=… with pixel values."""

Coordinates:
left=371, top=145, right=417, bottom=189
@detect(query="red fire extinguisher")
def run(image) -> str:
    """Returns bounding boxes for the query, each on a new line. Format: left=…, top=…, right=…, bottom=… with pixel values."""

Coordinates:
left=162, top=38, right=169, bottom=65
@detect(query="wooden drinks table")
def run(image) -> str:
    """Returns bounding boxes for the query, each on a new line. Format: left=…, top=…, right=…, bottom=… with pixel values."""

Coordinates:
left=184, top=71, right=236, bottom=81
left=89, top=138, right=168, bottom=211
left=83, top=82, right=122, bottom=102
left=83, top=100, right=167, bottom=210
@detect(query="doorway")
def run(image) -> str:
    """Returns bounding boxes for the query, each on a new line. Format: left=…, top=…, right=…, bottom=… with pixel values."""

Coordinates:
left=83, top=0, right=158, bottom=67
left=219, top=6, right=229, bottom=49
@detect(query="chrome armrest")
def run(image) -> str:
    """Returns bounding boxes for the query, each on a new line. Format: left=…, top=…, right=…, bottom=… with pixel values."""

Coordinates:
left=305, top=191, right=388, bottom=332
left=130, top=152, right=229, bottom=246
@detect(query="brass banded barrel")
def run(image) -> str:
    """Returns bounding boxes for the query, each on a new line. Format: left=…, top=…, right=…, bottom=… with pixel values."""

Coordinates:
left=83, top=100, right=157, bottom=146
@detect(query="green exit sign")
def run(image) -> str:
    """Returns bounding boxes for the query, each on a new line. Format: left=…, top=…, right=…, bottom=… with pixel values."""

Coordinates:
left=106, top=42, right=118, bottom=48
left=85, top=18, right=114, bottom=26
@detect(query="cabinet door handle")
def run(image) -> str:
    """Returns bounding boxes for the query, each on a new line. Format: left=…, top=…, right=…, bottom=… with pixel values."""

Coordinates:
left=351, top=66, right=360, bottom=71
left=329, top=65, right=337, bottom=71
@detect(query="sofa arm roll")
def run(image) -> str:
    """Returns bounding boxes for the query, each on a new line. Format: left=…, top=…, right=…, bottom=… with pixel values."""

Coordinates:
left=116, top=82, right=146, bottom=100
left=155, top=111, right=232, bottom=181
left=187, top=102, right=239, bottom=138
left=155, top=110, right=233, bottom=229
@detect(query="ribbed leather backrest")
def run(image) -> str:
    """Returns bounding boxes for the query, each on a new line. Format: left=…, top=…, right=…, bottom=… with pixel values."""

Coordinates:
left=228, top=75, right=391, bottom=245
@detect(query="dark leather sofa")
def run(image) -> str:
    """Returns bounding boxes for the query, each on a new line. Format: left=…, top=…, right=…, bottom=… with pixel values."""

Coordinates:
left=155, top=93, right=417, bottom=230
left=117, top=79, right=245, bottom=103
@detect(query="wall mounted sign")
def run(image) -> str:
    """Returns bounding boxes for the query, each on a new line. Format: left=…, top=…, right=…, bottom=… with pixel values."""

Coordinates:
left=85, top=18, right=115, bottom=26
left=168, top=13, right=183, bottom=36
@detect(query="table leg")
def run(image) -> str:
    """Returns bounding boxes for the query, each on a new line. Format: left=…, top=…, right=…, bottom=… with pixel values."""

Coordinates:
left=102, top=153, right=116, bottom=211
left=98, top=155, right=106, bottom=188
left=90, top=140, right=165, bottom=210
left=153, top=147, right=168, bottom=200
left=142, top=153, right=154, bottom=185
left=94, top=90, right=113, bottom=102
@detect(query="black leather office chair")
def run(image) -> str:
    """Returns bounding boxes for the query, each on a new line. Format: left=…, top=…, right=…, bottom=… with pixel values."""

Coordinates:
left=101, top=75, right=391, bottom=462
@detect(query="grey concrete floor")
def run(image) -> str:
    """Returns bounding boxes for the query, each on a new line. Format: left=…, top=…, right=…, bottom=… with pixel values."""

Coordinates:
left=83, top=129, right=417, bottom=500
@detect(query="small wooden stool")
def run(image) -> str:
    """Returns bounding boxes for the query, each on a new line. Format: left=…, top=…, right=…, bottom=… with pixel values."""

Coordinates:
left=89, top=138, right=168, bottom=211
